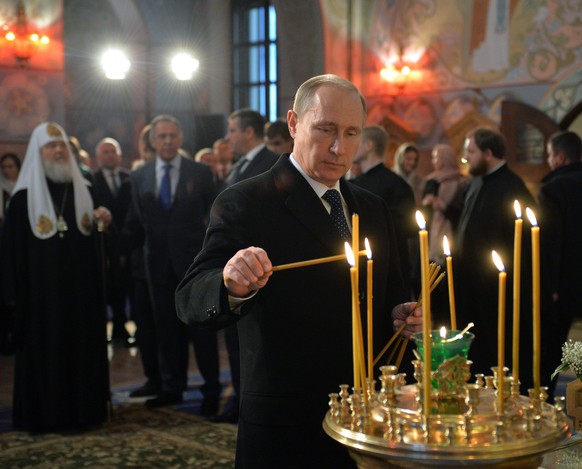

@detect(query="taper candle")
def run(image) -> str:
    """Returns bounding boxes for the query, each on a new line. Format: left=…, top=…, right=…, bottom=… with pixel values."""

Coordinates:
left=345, top=242, right=360, bottom=389
left=365, top=238, right=373, bottom=384
left=526, top=208, right=541, bottom=392
left=443, top=235, right=457, bottom=330
left=416, top=211, right=431, bottom=416
left=513, top=201, right=522, bottom=383
left=492, top=250, right=506, bottom=414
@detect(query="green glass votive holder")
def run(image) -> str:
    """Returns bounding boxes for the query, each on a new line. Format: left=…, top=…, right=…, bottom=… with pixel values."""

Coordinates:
left=412, top=330, right=475, bottom=390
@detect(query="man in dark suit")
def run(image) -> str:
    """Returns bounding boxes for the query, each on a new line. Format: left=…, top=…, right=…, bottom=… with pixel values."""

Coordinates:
left=538, top=130, right=582, bottom=394
left=122, top=115, right=221, bottom=411
left=224, top=108, right=278, bottom=187
left=92, top=137, right=132, bottom=344
left=176, top=75, right=422, bottom=468
left=351, top=125, right=416, bottom=299
left=216, top=108, right=278, bottom=423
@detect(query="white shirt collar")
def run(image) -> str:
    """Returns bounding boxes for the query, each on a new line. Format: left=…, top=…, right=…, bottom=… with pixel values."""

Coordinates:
left=289, top=153, right=341, bottom=199
left=156, top=154, right=182, bottom=171
left=243, top=143, right=266, bottom=163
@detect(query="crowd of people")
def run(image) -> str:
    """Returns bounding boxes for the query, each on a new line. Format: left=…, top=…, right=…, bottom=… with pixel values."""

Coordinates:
left=0, top=74, right=580, bottom=468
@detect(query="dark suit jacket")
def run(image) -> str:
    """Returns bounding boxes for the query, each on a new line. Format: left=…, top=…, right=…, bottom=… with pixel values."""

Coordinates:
left=538, top=162, right=582, bottom=309
left=352, top=163, right=416, bottom=295
left=92, top=168, right=132, bottom=228
left=224, top=146, right=278, bottom=187
left=176, top=155, right=405, bottom=468
left=122, top=157, right=215, bottom=285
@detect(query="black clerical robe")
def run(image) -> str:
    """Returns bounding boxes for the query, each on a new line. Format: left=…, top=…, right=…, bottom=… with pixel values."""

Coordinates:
left=1, top=180, right=109, bottom=432
left=454, top=164, right=550, bottom=392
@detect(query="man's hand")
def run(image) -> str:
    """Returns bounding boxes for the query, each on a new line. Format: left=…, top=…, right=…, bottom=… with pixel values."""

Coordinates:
left=391, top=302, right=423, bottom=338
left=93, top=206, right=112, bottom=231
left=224, top=247, right=273, bottom=298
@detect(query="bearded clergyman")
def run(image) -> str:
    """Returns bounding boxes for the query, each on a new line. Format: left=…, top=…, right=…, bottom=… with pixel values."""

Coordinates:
left=0, top=122, right=113, bottom=433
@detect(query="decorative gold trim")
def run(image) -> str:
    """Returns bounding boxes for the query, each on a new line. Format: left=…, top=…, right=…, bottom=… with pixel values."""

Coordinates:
left=36, top=214, right=53, bottom=234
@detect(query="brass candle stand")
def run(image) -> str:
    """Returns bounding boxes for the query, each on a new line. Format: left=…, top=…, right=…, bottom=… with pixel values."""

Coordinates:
left=324, top=358, right=571, bottom=468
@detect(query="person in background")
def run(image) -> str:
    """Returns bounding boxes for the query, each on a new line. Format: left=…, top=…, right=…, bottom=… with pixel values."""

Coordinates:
left=538, top=130, right=582, bottom=395
left=195, top=147, right=223, bottom=191
left=264, top=118, right=294, bottom=155
left=393, top=141, right=424, bottom=297
left=351, top=125, right=416, bottom=298
left=214, top=108, right=279, bottom=424
left=69, top=135, right=93, bottom=181
left=421, top=143, right=467, bottom=263
left=92, top=138, right=133, bottom=345
left=454, top=127, right=542, bottom=394
left=0, top=153, right=21, bottom=229
left=0, top=152, right=21, bottom=355
left=133, top=124, right=156, bottom=170
left=127, top=123, right=158, bottom=398
left=121, top=115, right=221, bottom=412
left=175, top=74, right=422, bottom=468
left=1, top=122, right=112, bottom=433
left=393, top=142, right=424, bottom=205
left=213, top=138, right=235, bottom=183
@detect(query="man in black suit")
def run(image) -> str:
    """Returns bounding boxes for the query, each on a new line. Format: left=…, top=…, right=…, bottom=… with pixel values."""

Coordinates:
left=538, top=130, right=582, bottom=394
left=176, top=75, right=422, bottom=468
left=122, top=115, right=221, bottom=411
left=92, top=137, right=132, bottom=343
left=351, top=125, right=416, bottom=299
left=216, top=108, right=278, bottom=423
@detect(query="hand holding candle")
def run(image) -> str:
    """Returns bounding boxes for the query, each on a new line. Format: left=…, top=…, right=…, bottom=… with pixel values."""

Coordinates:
left=443, top=235, right=457, bottom=330
left=492, top=250, right=506, bottom=414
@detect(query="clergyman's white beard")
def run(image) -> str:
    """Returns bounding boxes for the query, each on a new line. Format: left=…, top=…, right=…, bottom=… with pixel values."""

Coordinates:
left=43, top=160, right=73, bottom=183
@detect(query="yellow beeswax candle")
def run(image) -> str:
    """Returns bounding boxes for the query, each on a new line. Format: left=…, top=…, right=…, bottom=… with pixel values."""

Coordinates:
left=513, top=201, right=522, bottom=383
left=443, top=235, right=457, bottom=330
left=526, top=208, right=541, bottom=392
left=345, top=242, right=360, bottom=389
left=492, top=250, right=506, bottom=414
left=365, top=238, right=373, bottom=384
left=416, top=211, right=431, bottom=416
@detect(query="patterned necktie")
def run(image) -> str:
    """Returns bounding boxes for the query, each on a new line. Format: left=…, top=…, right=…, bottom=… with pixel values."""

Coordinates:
left=159, top=164, right=172, bottom=211
left=322, top=189, right=351, bottom=242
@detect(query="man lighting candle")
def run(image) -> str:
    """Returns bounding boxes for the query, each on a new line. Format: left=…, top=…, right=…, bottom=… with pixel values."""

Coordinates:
left=175, top=75, right=423, bottom=469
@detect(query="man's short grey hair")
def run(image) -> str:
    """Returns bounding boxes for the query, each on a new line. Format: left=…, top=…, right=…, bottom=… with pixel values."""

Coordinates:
left=293, top=74, right=366, bottom=122
left=95, top=137, right=122, bottom=156
left=150, top=114, right=183, bottom=141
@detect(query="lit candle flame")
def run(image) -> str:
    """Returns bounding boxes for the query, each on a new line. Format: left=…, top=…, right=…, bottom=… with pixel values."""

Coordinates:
left=514, top=200, right=522, bottom=219
left=416, top=210, right=426, bottom=230
left=440, top=326, right=447, bottom=339
left=492, top=250, right=505, bottom=272
left=443, top=235, right=451, bottom=257
left=364, top=238, right=372, bottom=260
left=526, top=207, right=538, bottom=227
left=344, top=242, right=355, bottom=267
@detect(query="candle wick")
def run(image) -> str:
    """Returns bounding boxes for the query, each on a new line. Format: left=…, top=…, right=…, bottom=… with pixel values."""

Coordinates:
left=444, top=322, right=474, bottom=342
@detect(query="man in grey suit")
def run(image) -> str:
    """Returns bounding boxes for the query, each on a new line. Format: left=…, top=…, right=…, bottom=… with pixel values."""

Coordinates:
left=122, top=115, right=221, bottom=411
left=216, top=108, right=278, bottom=423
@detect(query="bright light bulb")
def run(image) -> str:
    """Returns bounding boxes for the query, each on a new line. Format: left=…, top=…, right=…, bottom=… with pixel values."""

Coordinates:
left=102, top=49, right=130, bottom=80
left=171, top=52, right=199, bottom=80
